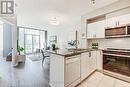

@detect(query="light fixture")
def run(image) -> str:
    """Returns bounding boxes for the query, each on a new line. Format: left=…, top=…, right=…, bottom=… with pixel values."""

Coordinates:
left=91, top=0, right=96, bottom=5
left=50, top=17, right=59, bottom=25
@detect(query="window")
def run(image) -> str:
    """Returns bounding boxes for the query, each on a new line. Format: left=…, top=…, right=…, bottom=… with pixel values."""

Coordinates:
left=18, top=27, right=47, bottom=54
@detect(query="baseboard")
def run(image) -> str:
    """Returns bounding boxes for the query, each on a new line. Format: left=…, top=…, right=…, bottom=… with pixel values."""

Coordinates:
left=96, top=69, right=103, bottom=73
left=103, top=70, right=130, bottom=83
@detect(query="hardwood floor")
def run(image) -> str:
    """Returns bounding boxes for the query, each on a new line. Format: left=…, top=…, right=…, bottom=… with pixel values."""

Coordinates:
left=0, top=57, right=50, bottom=87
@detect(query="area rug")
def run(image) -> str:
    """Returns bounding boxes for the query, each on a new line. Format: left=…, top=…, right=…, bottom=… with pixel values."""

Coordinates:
left=28, top=55, right=42, bottom=62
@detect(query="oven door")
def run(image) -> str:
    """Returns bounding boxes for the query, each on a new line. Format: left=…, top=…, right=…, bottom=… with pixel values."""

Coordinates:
left=103, top=54, right=130, bottom=76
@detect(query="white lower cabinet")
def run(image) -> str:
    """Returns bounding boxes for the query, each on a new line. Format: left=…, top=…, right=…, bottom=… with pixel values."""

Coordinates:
left=65, top=55, right=81, bottom=87
left=89, top=51, right=97, bottom=73
left=81, top=51, right=97, bottom=81
left=96, top=51, right=103, bottom=71
left=81, top=52, right=90, bottom=80
left=65, top=50, right=103, bottom=87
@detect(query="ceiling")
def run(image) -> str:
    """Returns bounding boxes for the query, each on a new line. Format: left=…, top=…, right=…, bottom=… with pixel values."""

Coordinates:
left=15, top=0, right=119, bottom=29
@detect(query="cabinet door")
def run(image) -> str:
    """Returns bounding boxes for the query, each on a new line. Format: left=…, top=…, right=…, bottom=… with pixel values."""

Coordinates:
left=118, top=14, right=130, bottom=26
left=87, top=20, right=105, bottom=39
left=106, top=17, right=117, bottom=28
left=87, top=23, right=96, bottom=39
left=96, top=51, right=103, bottom=71
left=81, top=52, right=89, bottom=80
left=95, top=20, right=105, bottom=38
left=89, top=51, right=97, bottom=73
left=65, top=55, right=80, bottom=87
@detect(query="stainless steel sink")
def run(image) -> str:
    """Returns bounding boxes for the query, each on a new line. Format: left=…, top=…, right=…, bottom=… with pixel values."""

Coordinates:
left=68, top=48, right=86, bottom=51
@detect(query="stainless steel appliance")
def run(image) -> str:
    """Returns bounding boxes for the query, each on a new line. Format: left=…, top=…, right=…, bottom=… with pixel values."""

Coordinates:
left=103, top=48, right=130, bottom=76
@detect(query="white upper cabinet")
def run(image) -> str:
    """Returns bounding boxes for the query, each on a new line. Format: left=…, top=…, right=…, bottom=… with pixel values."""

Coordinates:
left=106, top=7, right=130, bottom=28
left=87, top=22, right=96, bottom=39
left=117, top=14, right=130, bottom=26
left=105, top=17, right=117, bottom=28
left=106, top=14, right=130, bottom=28
left=87, top=20, right=105, bottom=39
left=96, top=20, right=105, bottom=38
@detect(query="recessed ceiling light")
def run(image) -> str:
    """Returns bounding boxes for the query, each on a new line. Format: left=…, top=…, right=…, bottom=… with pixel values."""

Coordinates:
left=50, top=17, right=59, bottom=25
left=91, top=0, right=96, bottom=5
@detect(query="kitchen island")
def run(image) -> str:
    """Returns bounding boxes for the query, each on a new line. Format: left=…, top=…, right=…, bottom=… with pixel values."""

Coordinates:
left=49, top=49, right=102, bottom=87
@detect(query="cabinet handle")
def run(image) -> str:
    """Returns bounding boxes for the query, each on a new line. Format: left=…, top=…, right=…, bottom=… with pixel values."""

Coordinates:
left=115, top=21, right=117, bottom=26
left=93, top=34, right=96, bottom=38
left=118, top=21, right=119, bottom=26
left=89, top=52, right=91, bottom=57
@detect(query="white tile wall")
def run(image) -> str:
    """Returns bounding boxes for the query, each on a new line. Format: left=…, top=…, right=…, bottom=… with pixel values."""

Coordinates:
left=88, top=38, right=130, bottom=49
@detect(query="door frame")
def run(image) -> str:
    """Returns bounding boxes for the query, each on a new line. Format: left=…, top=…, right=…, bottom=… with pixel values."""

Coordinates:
left=24, top=33, right=40, bottom=54
left=0, top=16, right=17, bottom=66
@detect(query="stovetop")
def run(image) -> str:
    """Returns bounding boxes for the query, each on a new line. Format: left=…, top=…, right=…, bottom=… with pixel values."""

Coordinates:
left=103, top=48, right=130, bottom=52
left=103, top=48, right=130, bottom=57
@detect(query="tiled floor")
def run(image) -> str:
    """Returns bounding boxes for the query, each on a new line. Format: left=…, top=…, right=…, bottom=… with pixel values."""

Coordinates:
left=78, top=72, right=130, bottom=87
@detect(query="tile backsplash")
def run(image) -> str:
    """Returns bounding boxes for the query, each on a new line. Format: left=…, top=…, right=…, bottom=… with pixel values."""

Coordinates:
left=88, top=38, right=130, bottom=49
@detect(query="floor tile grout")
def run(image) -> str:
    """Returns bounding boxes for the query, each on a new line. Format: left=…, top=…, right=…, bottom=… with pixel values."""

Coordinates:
left=78, top=72, right=130, bottom=87
left=113, top=79, right=116, bottom=87
left=97, top=77, right=104, bottom=87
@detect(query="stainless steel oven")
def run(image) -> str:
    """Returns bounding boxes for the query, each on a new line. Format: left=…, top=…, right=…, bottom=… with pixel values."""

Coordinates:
left=103, top=48, right=130, bottom=76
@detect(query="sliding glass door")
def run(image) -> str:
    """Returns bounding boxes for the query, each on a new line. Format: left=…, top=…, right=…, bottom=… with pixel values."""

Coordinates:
left=25, top=34, right=33, bottom=54
left=32, top=35, right=40, bottom=53
left=25, top=34, right=40, bottom=54
left=18, top=26, right=47, bottom=54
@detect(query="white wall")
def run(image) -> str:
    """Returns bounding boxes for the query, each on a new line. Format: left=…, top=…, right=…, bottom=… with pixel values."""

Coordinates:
left=0, top=16, right=17, bottom=66
left=3, top=23, right=12, bottom=57
left=0, top=22, right=3, bottom=58
left=48, top=20, right=82, bottom=49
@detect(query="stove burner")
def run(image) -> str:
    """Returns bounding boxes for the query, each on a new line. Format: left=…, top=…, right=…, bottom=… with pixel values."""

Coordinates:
left=106, top=48, right=130, bottom=51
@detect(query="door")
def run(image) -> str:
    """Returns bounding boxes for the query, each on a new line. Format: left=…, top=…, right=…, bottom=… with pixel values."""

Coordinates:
left=96, top=51, right=103, bottom=71
left=89, top=51, right=97, bottom=73
left=95, top=20, right=105, bottom=38
left=81, top=52, right=90, bottom=80
left=25, top=34, right=33, bottom=54
left=87, top=22, right=96, bottom=39
left=87, top=20, right=105, bottom=39
left=32, top=35, right=40, bottom=52
left=25, top=34, right=40, bottom=54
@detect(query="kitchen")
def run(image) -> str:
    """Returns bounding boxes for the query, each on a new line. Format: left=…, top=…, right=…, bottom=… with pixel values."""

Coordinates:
left=49, top=1, right=130, bottom=87
left=1, top=0, right=130, bottom=87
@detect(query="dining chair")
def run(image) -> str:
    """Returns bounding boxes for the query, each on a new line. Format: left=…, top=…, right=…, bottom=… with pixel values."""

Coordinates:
left=41, top=49, right=50, bottom=64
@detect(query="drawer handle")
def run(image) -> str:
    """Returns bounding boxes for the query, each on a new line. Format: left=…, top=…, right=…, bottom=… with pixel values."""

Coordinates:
left=89, top=52, right=91, bottom=57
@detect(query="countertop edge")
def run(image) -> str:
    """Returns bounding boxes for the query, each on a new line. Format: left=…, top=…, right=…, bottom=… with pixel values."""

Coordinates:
left=49, top=49, right=103, bottom=57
